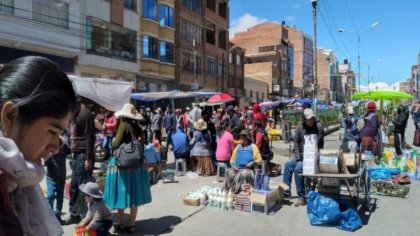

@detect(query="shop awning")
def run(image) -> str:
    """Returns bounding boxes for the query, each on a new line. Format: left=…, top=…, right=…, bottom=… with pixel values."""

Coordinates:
left=68, top=75, right=133, bottom=112
left=131, top=90, right=196, bottom=102
left=352, top=90, right=414, bottom=100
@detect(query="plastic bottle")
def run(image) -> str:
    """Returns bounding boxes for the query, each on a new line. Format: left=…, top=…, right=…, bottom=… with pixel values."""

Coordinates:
left=216, top=190, right=221, bottom=208
left=200, top=191, right=206, bottom=206
left=221, top=190, right=226, bottom=210
left=209, top=190, right=214, bottom=207
left=218, top=191, right=224, bottom=209
left=227, top=190, right=233, bottom=210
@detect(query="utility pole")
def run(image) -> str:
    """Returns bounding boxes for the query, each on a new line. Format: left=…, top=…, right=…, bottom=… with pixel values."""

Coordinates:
left=193, top=39, right=197, bottom=102
left=357, top=34, right=361, bottom=92
left=312, top=0, right=318, bottom=115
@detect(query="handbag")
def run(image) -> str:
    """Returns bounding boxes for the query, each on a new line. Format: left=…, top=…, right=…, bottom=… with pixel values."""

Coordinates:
left=115, top=127, right=144, bottom=169
left=413, top=130, right=420, bottom=147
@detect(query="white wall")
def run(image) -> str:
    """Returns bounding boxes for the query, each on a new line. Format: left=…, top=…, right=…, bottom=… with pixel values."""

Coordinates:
left=123, top=9, right=139, bottom=31
left=78, top=54, right=139, bottom=74
left=83, top=0, right=110, bottom=22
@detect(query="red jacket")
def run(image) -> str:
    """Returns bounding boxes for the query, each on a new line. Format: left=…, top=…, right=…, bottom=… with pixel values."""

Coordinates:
left=252, top=103, right=267, bottom=128
left=104, top=116, right=118, bottom=135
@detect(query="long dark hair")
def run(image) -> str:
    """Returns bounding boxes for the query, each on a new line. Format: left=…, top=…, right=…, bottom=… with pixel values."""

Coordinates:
left=0, top=56, right=78, bottom=124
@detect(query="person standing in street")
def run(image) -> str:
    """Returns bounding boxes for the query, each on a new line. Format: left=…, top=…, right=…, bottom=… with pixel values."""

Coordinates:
left=342, top=106, right=362, bottom=153
left=361, top=102, right=380, bottom=156
left=283, top=109, right=324, bottom=207
left=412, top=101, right=420, bottom=130
left=392, top=105, right=408, bottom=156
left=188, top=104, right=202, bottom=137
left=163, top=107, right=175, bottom=149
left=146, top=107, right=154, bottom=143
left=64, top=102, right=96, bottom=225
left=183, top=107, right=190, bottom=134
left=152, top=107, right=163, bottom=144
left=227, top=105, right=242, bottom=139
left=102, top=109, right=118, bottom=161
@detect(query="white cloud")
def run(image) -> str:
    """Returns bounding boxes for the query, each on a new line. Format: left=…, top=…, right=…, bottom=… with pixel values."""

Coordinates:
left=360, top=82, right=401, bottom=91
left=285, top=15, right=297, bottom=21
left=230, top=13, right=267, bottom=39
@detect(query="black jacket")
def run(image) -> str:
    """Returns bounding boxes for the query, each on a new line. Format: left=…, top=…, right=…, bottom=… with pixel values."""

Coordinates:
left=293, top=120, right=324, bottom=161
left=393, top=105, right=408, bottom=133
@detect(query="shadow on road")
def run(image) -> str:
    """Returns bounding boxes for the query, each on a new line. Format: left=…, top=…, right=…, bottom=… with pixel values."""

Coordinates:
left=124, top=215, right=182, bottom=235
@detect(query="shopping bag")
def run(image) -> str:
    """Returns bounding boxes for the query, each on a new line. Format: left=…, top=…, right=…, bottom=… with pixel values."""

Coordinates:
left=73, top=226, right=97, bottom=236
left=336, top=208, right=362, bottom=231
left=381, top=129, right=389, bottom=144
left=413, top=130, right=420, bottom=147
left=306, top=191, right=341, bottom=225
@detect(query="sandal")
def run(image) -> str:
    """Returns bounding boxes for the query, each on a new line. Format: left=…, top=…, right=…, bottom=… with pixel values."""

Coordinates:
left=124, top=225, right=136, bottom=233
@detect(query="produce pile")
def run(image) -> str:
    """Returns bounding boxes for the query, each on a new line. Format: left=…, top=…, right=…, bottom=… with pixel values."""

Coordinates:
left=371, top=180, right=410, bottom=198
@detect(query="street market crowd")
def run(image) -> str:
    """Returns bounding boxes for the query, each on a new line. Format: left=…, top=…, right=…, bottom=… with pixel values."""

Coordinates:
left=0, top=56, right=419, bottom=236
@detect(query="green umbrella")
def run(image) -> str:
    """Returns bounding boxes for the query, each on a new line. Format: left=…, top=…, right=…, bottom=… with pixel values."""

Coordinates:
left=351, top=90, right=414, bottom=100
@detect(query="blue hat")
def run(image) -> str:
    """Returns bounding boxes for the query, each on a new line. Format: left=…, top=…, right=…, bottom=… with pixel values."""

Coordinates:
left=227, top=105, right=234, bottom=112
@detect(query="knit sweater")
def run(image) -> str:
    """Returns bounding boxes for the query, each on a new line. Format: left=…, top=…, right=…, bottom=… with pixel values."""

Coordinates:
left=230, top=143, right=262, bottom=168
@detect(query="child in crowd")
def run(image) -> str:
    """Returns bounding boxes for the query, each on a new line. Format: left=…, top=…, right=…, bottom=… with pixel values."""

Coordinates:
left=77, top=182, right=113, bottom=236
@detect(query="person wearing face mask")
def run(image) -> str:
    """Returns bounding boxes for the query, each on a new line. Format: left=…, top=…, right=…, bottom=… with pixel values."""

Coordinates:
left=0, top=56, right=78, bottom=236
left=283, top=108, right=324, bottom=207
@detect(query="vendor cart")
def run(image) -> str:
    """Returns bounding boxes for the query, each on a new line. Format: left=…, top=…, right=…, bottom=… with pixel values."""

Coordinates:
left=301, top=146, right=372, bottom=211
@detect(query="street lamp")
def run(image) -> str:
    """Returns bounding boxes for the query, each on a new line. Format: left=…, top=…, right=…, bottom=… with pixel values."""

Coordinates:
left=338, top=21, right=379, bottom=92
left=312, top=0, right=318, bottom=115
left=366, top=59, right=381, bottom=91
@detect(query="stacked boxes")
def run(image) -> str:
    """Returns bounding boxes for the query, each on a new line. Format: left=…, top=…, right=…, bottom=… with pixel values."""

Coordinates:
left=234, top=192, right=252, bottom=212
left=319, top=149, right=340, bottom=173
left=303, top=134, right=319, bottom=174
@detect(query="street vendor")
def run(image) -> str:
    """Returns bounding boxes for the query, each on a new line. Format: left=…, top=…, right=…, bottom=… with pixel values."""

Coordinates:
left=391, top=105, right=408, bottom=156
left=224, top=129, right=262, bottom=194
left=343, top=106, right=362, bottom=153
left=361, top=102, right=380, bottom=156
left=283, top=108, right=324, bottom=207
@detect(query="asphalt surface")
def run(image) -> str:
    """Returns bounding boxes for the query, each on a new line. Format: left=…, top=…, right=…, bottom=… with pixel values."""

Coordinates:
left=61, top=118, right=420, bottom=236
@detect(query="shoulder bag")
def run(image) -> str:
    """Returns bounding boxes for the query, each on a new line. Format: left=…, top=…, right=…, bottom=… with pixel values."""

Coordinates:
left=116, top=126, right=144, bottom=169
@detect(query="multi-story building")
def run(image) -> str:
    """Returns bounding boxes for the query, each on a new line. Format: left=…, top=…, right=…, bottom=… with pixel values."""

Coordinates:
left=227, top=41, right=245, bottom=105
left=286, top=25, right=313, bottom=97
left=316, top=49, right=341, bottom=102
left=244, top=77, right=269, bottom=105
left=339, top=59, right=356, bottom=104
left=410, top=65, right=419, bottom=99
left=0, top=0, right=82, bottom=74
left=138, top=0, right=175, bottom=92
left=174, top=0, right=229, bottom=92
left=79, top=0, right=140, bottom=87
left=400, top=79, right=410, bottom=93
left=232, top=21, right=293, bottom=97
left=0, top=0, right=141, bottom=89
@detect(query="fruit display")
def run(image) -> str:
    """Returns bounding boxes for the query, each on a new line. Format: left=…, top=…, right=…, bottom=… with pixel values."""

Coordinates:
left=371, top=180, right=410, bottom=198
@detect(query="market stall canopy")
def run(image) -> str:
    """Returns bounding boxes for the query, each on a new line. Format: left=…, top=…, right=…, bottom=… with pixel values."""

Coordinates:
left=260, top=100, right=281, bottom=110
left=68, top=75, right=132, bottom=112
left=297, top=98, right=313, bottom=104
left=131, top=90, right=195, bottom=102
left=352, top=91, right=414, bottom=100
left=207, top=93, right=235, bottom=104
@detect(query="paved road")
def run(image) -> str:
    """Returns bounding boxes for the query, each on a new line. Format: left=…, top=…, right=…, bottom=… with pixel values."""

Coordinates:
left=62, top=121, right=420, bottom=236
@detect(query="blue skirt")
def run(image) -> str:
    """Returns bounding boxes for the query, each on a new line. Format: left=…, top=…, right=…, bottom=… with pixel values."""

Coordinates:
left=104, top=157, right=152, bottom=209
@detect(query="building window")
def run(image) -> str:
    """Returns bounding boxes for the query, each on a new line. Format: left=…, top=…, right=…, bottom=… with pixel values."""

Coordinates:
left=218, top=1, right=227, bottom=18
left=124, top=0, right=137, bottom=11
left=206, top=0, right=215, bottom=11
left=0, top=0, right=13, bottom=14
left=33, top=0, right=68, bottom=28
left=143, top=35, right=158, bottom=60
left=182, top=51, right=201, bottom=74
left=181, top=0, right=201, bottom=15
left=250, top=90, right=253, bottom=98
left=86, top=17, right=137, bottom=61
left=218, top=61, right=223, bottom=77
left=159, top=4, right=174, bottom=28
left=207, top=57, right=216, bottom=76
left=181, top=19, right=202, bottom=46
left=262, top=92, right=265, bottom=99
left=229, top=53, right=232, bottom=64
left=160, top=41, right=174, bottom=64
left=143, top=0, right=157, bottom=21
left=229, top=76, right=233, bottom=87
left=256, top=92, right=259, bottom=100
left=218, top=30, right=227, bottom=50
left=236, top=54, right=241, bottom=66
left=206, top=23, right=215, bottom=45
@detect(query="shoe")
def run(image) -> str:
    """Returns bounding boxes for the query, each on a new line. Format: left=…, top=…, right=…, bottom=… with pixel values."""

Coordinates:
left=124, top=225, right=136, bottom=233
left=62, top=216, right=80, bottom=225
left=294, top=199, right=307, bottom=207
left=109, top=224, right=124, bottom=235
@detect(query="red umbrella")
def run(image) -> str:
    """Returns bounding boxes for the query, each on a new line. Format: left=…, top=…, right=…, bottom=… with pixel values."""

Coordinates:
left=207, top=93, right=235, bottom=104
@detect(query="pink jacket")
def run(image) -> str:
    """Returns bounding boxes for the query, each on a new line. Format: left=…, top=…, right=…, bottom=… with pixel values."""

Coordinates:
left=104, top=116, right=118, bottom=135
left=216, top=131, right=235, bottom=161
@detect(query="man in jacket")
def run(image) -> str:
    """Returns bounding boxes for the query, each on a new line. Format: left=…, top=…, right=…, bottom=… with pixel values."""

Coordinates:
left=392, top=105, right=408, bottom=155
left=152, top=107, right=163, bottom=143
left=163, top=107, right=175, bottom=149
left=64, top=102, right=96, bottom=225
left=343, top=106, right=362, bottom=153
left=283, top=108, right=324, bottom=206
left=227, top=105, right=242, bottom=139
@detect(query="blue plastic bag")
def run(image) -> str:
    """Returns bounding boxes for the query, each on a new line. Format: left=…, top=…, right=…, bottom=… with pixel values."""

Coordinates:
left=307, top=191, right=341, bottom=225
left=337, top=208, right=362, bottom=231
left=368, top=167, right=400, bottom=180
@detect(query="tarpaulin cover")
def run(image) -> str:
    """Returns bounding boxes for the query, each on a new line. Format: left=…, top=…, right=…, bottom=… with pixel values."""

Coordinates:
left=69, top=75, right=132, bottom=112
left=131, top=90, right=196, bottom=102
left=352, top=90, right=414, bottom=101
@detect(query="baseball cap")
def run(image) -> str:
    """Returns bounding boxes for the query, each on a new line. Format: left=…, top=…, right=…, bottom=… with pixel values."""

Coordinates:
left=304, top=108, right=315, bottom=120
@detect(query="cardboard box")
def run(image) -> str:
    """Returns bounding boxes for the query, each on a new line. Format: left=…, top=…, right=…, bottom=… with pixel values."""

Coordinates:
left=343, top=153, right=356, bottom=168
left=250, top=189, right=280, bottom=215
left=235, top=192, right=251, bottom=212
left=319, top=149, right=340, bottom=173
left=183, top=198, right=200, bottom=206
left=303, top=166, right=319, bottom=175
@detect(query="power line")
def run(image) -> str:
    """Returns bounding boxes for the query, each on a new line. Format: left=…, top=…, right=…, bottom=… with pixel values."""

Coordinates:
left=317, top=6, right=349, bottom=59
left=343, top=0, right=357, bottom=30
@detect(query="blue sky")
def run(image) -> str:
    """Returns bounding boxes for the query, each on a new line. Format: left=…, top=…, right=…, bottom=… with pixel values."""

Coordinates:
left=230, top=0, right=420, bottom=89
